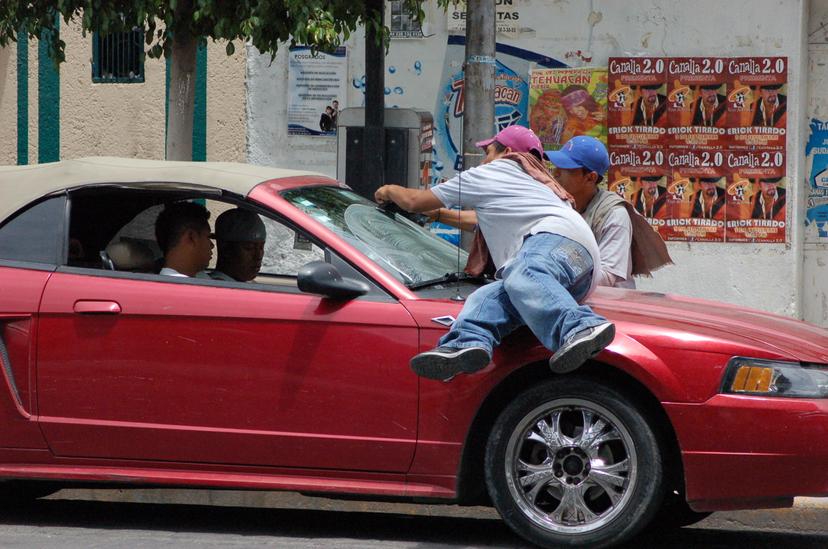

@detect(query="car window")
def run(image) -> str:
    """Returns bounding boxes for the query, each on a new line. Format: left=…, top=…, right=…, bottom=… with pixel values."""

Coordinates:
left=0, top=195, right=65, bottom=265
left=64, top=189, right=326, bottom=284
left=260, top=216, right=325, bottom=276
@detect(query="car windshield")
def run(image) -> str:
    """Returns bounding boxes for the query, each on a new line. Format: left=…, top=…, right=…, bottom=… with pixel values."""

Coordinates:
left=281, top=186, right=467, bottom=285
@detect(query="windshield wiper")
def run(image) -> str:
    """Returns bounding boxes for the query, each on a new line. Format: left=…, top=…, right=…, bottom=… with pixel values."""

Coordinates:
left=407, top=272, right=484, bottom=290
left=376, top=204, right=430, bottom=226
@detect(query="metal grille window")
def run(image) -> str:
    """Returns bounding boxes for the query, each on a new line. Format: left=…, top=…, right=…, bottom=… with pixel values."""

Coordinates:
left=92, top=29, right=145, bottom=83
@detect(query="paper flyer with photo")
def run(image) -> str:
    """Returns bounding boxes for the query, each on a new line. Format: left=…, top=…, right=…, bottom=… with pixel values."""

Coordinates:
left=606, top=147, right=668, bottom=238
left=726, top=57, right=788, bottom=150
left=287, top=46, right=347, bottom=136
left=607, top=57, right=668, bottom=148
left=806, top=118, right=828, bottom=241
left=663, top=149, right=727, bottom=242
left=666, top=57, right=729, bottom=149
left=725, top=149, right=787, bottom=243
left=528, top=67, right=608, bottom=151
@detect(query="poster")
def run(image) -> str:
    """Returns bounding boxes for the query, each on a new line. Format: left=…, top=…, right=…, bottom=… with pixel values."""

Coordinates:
left=805, top=118, right=828, bottom=241
left=529, top=67, right=608, bottom=151
left=430, top=37, right=563, bottom=244
left=606, top=147, right=668, bottom=238
left=607, top=57, right=668, bottom=148
left=447, top=0, right=521, bottom=37
left=726, top=57, right=788, bottom=150
left=663, top=149, right=726, bottom=242
left=389, top=0, right=424, bottom=39
left=724, top=149, right=787, bottom=243
left=287, top=46, right=347, bottom=136
left=666, top=57, right=728, bottom=149
left=432, top=36, right=563, bottom=181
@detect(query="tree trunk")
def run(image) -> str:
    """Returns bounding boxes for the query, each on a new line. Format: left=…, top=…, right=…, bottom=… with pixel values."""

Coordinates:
left=461, top=0, right=496, bottom=249
left=166, top=0, right=196, bottom=161
left=364, top=0, right=385, bottom=193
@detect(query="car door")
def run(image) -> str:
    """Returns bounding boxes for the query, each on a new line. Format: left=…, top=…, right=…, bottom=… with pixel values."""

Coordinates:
left=35, top=195, right=420, bottom=473
left=0, top=195, right=66, bottom=450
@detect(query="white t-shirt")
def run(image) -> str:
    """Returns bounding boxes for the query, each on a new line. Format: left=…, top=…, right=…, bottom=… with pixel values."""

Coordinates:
left=430, top=159, right=601, bottom=297
left=159, top=267, right=211, bottom=279
left=596, top=206, right=635, bottom=289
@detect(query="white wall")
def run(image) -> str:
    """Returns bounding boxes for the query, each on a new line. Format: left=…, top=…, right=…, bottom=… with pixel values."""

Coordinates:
left=247, top=0, right=810, bottom=319
left=805, top=0, right=828, bottom=326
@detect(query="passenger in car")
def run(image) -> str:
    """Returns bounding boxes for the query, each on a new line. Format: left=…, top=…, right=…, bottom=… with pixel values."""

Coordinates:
left=154, top=201, right=214, bottom=278
left=209, top=208, right=266, bottom=282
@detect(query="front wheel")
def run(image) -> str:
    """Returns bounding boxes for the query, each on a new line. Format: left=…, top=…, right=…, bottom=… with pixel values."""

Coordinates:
left=485, top=377, right=664, bottom=548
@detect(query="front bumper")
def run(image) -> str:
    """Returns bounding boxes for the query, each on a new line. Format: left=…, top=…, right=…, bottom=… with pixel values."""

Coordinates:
left=665, top=394, right=828, bottom=511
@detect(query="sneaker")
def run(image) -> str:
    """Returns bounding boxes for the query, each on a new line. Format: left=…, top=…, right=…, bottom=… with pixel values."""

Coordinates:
left=549, top=323, right=615, bottom=374
left=410, top=346, right=491, bottom=381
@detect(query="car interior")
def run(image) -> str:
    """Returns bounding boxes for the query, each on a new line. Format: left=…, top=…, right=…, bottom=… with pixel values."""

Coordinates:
left=65, top=186, right=328, bottom=288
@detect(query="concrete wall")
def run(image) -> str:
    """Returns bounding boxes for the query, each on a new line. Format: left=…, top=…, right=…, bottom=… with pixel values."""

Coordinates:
left=1, top=38, right=39, bottom=165
left=0, top=21, right=246, bottom=164
left=805, top=0, right=828, bottom=326
left=0, top=42, right=16, bottom=165
left=207, top=44, right=246, bottom=162
left=60, top=20, right=166, bottom=159
left=247, top=0, right=810, bottom=319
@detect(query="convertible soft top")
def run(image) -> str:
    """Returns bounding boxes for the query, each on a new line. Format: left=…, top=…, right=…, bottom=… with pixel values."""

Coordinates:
left=0, top=157, right=325, bottom=224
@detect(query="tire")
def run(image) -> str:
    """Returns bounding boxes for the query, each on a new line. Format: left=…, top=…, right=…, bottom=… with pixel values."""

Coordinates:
left=485, top=377, right=665, bottom=548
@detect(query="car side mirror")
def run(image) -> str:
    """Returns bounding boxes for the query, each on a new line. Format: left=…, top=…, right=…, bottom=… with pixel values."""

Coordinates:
left=297, top=261, right=370, bottom=299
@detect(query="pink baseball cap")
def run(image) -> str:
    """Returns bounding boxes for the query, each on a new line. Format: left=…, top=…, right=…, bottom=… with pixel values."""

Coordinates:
left=475, top=125, right=543, bottom=158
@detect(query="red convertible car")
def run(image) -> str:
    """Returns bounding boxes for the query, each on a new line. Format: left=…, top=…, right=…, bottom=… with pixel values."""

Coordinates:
left=0, top=158, right=826, bottom=548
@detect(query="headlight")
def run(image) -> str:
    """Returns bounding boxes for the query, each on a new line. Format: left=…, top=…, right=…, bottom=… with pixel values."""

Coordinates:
left=721, top=357, right=828, bottom=398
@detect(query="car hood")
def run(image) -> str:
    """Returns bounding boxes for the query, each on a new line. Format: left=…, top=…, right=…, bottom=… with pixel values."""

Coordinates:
left=406, top=287, right=828, bottom=365
left=589, top=288, right=828, bottom=364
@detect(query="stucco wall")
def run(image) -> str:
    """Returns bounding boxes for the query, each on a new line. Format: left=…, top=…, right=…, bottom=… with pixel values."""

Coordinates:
left=60, top=20, right=166, bottom=159
left=248, top=0, right=808, bottom=318
left=57, top=21, right=245, bottom=161
left=0, top=44, right=17, bottom=165
left=207, top=43, right=246, bottom=162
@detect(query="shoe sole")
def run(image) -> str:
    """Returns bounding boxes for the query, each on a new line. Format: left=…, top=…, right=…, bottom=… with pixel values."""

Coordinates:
left=410, top=347, right=491, bottom=381
left=549, top=323, right=616, bottom=374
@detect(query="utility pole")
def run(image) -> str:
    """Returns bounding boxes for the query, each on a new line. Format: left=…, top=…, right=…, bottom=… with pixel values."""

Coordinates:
left=461, top=0, right=496, bottom=248
left=364, top=0, right=386, bottom=195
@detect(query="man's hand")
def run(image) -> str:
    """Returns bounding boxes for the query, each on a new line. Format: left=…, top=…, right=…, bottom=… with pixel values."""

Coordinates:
left=373, top=185, right=443, bottom=213
left=374, top=185, right=394, bottom=205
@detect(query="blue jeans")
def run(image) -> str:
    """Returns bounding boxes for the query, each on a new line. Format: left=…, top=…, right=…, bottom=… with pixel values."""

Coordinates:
left=439, top=233, right=607, bottom=354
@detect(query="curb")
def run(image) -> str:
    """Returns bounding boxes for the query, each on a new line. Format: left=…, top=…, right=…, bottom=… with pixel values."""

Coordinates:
left=50, top=489, right=828, bottom=514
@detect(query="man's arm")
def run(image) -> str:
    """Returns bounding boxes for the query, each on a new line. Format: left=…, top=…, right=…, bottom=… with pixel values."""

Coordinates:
left=425, top=208, right=478, bottom=231
left=374, top=185, right=444, bottom=213
left=596, top=207, right=634, bottom=287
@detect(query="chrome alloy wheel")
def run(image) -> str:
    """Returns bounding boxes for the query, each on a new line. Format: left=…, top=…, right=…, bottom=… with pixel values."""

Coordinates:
left=504, top=398, right=637, bottom=534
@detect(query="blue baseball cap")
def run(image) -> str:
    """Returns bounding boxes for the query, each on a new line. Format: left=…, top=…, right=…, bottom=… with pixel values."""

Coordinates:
left=544, top=136, right=610, bottom=175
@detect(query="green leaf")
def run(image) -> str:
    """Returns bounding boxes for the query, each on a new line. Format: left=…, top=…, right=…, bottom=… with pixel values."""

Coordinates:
left=225, top=40, right=234, bottom=55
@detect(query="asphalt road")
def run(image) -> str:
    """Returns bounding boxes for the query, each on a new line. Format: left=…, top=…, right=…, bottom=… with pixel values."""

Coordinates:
left=0, top=490, right=825, bottom=548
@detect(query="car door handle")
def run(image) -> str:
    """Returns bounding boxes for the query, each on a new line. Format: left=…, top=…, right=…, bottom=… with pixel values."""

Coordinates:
left=73, top=300, right=122, bottom=315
